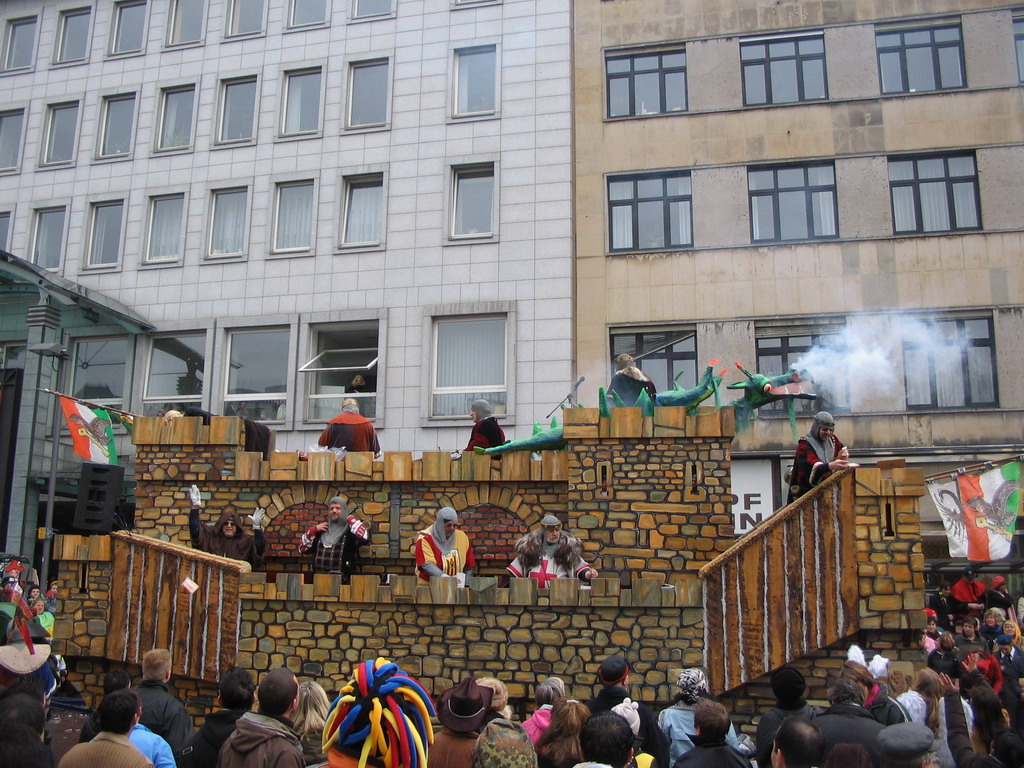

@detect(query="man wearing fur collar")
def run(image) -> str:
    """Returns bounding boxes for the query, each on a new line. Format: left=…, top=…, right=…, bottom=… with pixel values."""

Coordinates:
left=608, top=354, right=657, bottom=407
left=507, top=515, right=598, bottom=585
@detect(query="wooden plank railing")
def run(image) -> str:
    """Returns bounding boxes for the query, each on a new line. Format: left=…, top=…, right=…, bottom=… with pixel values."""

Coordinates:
left=108, top=531, right=246, bottom=682
left=699, top=470, right=859, bottom=693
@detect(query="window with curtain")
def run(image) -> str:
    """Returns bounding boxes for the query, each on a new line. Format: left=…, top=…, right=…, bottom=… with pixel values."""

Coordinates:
left=290, top=0, right=327, bottom=27
left=209, top=188, right=248, bottom=257
left=147, top=194, right=185, bottom=262
left=741, top=32, right=827, bottom=105
left=33, top=207, right=66, bottom=269
left=348, top=60, right=388, bottom=127
left=99, top=94, right=136, bottom=157
left=55, top=8, right=91, bottom=64
left=274, top=181, right=314, bottom=252
left=354, top=0, right=391, bottom=18
left=43, top=102, right=79, bottom=164
left=143, top=333, right=206, bottom=415
left=606, top=48, right=686, bottom=118
left=0, top=212, right=11, bottom=250
left=3, top=17, right=37, bottom=71
left=342, top=175, right=383, bottom=245
left=432, top=315, right=506, bottom=417
left=282, top=68, right=322, bottom=135
left=219, top=77, right=257, bottom=142
left=748, top=163, right=837, bottom=242
left=228, top=0, right=264, bottom=35
left=0, top=110, right=24, bottom=169
left=300, top=320, right=380, bottom=420
left=158, top=86, right=195, bottom=149
left=452, top=165, right=494, bottom=237
left=110, top=1, right=147, bottom=55
left=225, top=328, right=289, bottom=420
left=904, top=317, right=996, bottom=409
left=168, top=0, right=204, bottom=45
left=755, top=327, right=849, bottom=414
left=455, top=46, right=496, bottom=116
left=72, top=338, right=128, bottom=404
left=88, top=201, right=124, bottom=267
left=876, top=24, right=964, bottom=95
left=889, top=154, right=979, bottom=234
left=608, top=171, right=692, bottom=252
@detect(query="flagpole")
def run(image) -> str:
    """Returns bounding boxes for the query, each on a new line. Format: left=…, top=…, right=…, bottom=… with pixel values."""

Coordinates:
left=37, top=389, right=138, bottom=421
left=924, top=455, right=1024, bottom=482
left=38, top=359, right=69, bottom=588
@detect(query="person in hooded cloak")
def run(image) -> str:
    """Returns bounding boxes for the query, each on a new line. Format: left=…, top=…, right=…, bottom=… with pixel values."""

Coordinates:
left=188, top=485, right=266, bottom=568
left=414, top=507, right=477, bottom=582
left=786, top=411, right=850, bottom=504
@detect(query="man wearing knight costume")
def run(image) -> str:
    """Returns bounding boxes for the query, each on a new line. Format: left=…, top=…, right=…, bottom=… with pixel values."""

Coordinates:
left=414, top=507, right=477, bottom=582
left=507, top=515, right=598, bottom=585
left=299, top=496, right=370, bottom=578
left=786, top=411, right=850, bottom=504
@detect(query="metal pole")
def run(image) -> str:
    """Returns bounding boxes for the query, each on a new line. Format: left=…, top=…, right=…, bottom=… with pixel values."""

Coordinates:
left=38, top=347, right=66, bottom=587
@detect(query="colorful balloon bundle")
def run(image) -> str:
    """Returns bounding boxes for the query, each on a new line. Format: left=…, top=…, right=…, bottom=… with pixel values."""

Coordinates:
left=323, top=657, right=436, bottom=768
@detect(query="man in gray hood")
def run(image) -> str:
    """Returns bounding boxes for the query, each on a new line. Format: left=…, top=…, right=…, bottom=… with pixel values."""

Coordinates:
left=786, top=411, right=849, bottom=504
left=299, top=495, right=370, bottom=577
left=217, top=667, right=303, bottom=768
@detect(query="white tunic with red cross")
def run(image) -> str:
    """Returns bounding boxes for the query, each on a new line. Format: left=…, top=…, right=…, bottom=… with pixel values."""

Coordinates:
left=506, top=554, right=590, bottom=586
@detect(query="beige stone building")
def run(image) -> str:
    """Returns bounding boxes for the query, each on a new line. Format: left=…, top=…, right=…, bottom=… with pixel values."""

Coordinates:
left=573, top=0, right=1024, bottom=560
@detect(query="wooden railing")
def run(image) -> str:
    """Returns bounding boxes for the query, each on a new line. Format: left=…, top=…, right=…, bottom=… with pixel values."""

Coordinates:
left=107, top=531, right=246, bottom=682
left=699, top=470, right=859, bottom=693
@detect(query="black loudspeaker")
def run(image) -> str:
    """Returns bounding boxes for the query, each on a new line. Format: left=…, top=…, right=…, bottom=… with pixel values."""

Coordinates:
left=73, top=462, right=125, bottom=533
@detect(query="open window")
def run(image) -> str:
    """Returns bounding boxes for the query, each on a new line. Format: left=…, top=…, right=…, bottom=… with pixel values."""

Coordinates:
left=300, top=320, right=380, bottom=420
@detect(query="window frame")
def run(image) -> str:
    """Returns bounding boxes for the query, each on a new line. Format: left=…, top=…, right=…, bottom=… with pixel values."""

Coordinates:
left=608, top=326, right=698, bottom=393
left=887, top=152, right=980, bottom=235
left=429, top=313, right=509, bottom=420
left=754, top=324, right=850, bottom=415
left=875, top=23, right=965, bottom=95
left=217, top=75, right=258, bottom=144
left=748, top=162, right=839, bottom=243
left=223, top=326, right=290, bottom=421
left=167, top=0, right=205, bottom=46
left=142, top=333, right=208, bottom=416
left=54, top=7, right=93, bottom=65
left=450, top=163, right=496, bottom=240
left=300, top=319, right=382, bottom=423
left=605, top=47, right=687, bottom=119
left=109, top=0, right=148, bottom=56
left=41, top=101, right=81, bottom=166
left=453, top=45, right=498, bottom=118
left=903, top=316, right=997, bottom=410
left=607, top=170, right=693, bottom=253
left=350, top=0, right=394, bottom=21
left=740, top=31, right=827, bottom=106
left=70, top=337, right=130, bottom=407
left=145, top=193, right=187, bottom=264
left=340, top=172, right=385, bottom=248
left=86, top=199, right=126, bottom=268
left=0, top=210, right=12, bottom=251
left=280, top=67, right=323, bottom=138
left=156, top=84, right=196, bottom=151
left=347, top=58, right=390, bottom=130
left=31, top=206, right=68, bottom=270
left=2, top=16, right=37, bottom=72
left=0, top=108, right=25, bottom=172
left=272, top=179, right=316, bottom=254
left=1015, top=17, right=1024, bottom=84
left=97, top=93, right=137, bottom=159
left=226, top=0, right=266, bottom=38
left=208, top=186, right=250, bottom=258
left=288, top=0, right=329, bottom=28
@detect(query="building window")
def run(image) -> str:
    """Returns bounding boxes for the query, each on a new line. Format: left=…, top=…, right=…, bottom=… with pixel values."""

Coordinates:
left=227, top=0, right=264, bottom=36
left=3, top=17, right=37, bottom=71
left=454, top=46, right=496, bottom=116
left=290, top=0, right=328, bottom=27
left=88, top=201, right=124, bottom=267
left=1015, top=18, right=1024, bottom=83
left=281, top=68, right=322, bottom=135
left=273, top=181, right=315, bottom=252
left=300, top=320, right=380, bottom=420
left=72, top=338, right=128, bottom=404
left=0, top=344, right=26, bottom=369
left=353, top=0, right=391, bottom=19
left=749, top=163, right=838, bottom=242
left=452, top=165, right=494, bottom=238
left=889, top=154, right=979, bottom=234
left=55, top=8, right=92, bottom=64
left=147, top=194, right=185, bottom=263
left=904, top=317, right=996, bottom=409
left=755, top=327, right=848, bottom=414
left=110, top=1, right=147, bottom=55
left=741, top=33, right=826, bottom=105
left=158, top=86, right=195, bottom=150
left=98, top=94, right=136, bottom=158
left=876, top=24, right=964, bottom=94
left=608, top=171, right=691, bottom=252
left=219, top=77, right=257, bottom=143
left=0, top=211, right=10, bottom=250
left=143, top=333, right=205, bottom=416
left=609, top=327, right=697, bottom=392
left=342, top=174, right=384, bottom=245
left=606, top=49, right=686, bottom=118
left=43, top=102, right=80, bottom=165
left=209, top=187, right=248, bottom=257
left=168, top=0, right=204, bottom=45
left=225, top=328, right=288, bottom=420
left=348, top=60, right=388, bottom=128
left=0, top=110, right=24, bottom=170
left=32, top=208, right=66, bottom=269
left=432, top=315, right=506, bottom=418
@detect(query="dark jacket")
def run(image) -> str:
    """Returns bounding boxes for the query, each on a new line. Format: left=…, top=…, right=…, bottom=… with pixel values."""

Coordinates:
left=944, top=691, right=1003, bottom=768
left=466, top=417, right=506, bottom=451
left=929, top=593, right=957, bottom=631
left=587, top=686, right=669, bottom=768
left=136, top=679, right=194, bottom=762
left=815, top=703, right=885, bottom=768
left=671, top=735, right=748, bottom=768
left=754, top=702, right=821, bottom=768
left=217, top=712, right=304, bottom=768
left=927, top=648, right=963, bottom=680
left=867, top=692, right=909, bottom=726
left=178, top=708, right=246, bottom=768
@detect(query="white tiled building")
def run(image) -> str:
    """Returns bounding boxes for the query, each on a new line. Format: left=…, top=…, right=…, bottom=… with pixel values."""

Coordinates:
left=0, top=0, right=573, bottom=554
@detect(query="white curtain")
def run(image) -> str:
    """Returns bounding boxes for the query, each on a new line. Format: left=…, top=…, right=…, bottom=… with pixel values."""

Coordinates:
left=161, top=89, right=193, bottom=147
left=90, top=203, right=123, bottom=265
left=344, top=181, right=382, bottom=243
left=275, top=183, right=313, bottom=250
left=611, top=205, right=633, bottom=249
left=285, top=71, right=320, bottom=133
left=211, top=190, right=247, bottom=255
left=149, top=197, right=183, bottom=261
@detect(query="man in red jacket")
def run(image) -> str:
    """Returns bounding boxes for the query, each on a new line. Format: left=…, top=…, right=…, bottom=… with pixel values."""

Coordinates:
left=318, top=399, right=380, bottom=455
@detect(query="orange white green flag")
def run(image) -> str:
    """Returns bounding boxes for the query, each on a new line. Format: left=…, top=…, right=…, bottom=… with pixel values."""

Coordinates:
left=59, top=396, right=118, bottom=464
left=928, top=461, right=1020, bottom=561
